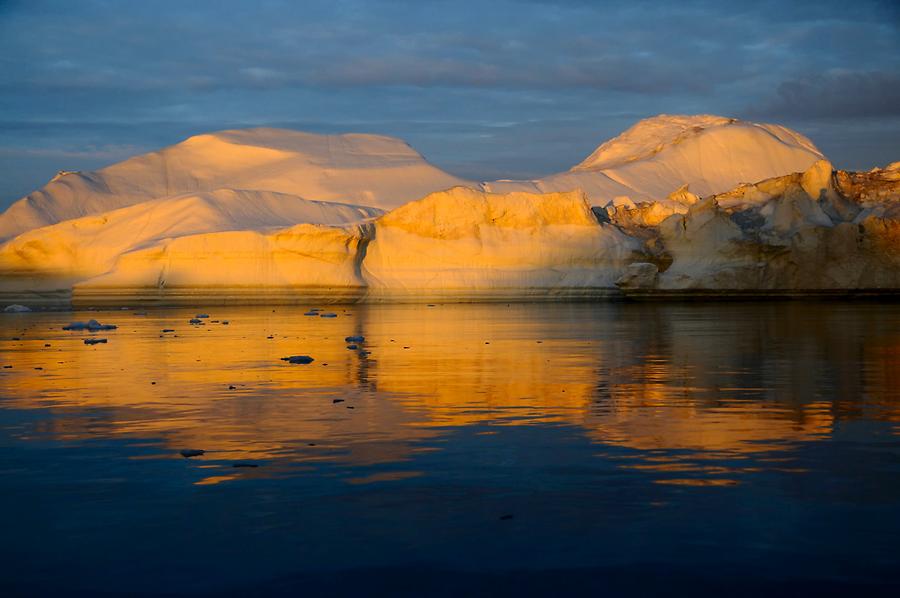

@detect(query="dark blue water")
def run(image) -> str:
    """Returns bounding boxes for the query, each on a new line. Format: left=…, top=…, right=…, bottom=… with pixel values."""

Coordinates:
left=1, top=302, right=899, bottom=596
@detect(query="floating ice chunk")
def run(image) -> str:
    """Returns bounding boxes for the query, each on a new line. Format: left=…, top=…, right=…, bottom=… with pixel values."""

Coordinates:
left=180, top=449, right=205, bottom=458
left=304, top=311, right=319, bottom=316
left=346, top=344, right=359, bottom=350
left=319, top=313, right=337, bottom=318
left=84, top=338, right=108, bottom=345
left=281, top=355, right=314, bottom=364
left=64, top=319, right=117, bottom=331
left=3, top=304, right=31, bottom=313
left=344, top=335, right=365, bottom=343
left=189, top=318, right=204, bottom=324
left=195, top=314, right=210, bottom=318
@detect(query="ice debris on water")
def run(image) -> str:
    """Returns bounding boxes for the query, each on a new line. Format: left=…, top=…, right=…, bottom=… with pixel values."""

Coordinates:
left=84, top=338, right=108, bottom=345
left=281, top=355, right=314, bottom=364
left=63, top=319, right=117, bottom=331
left=344, top=335, right=365, bottom=343
left=3, top=304, right=31, bottom=313
left=195, top=314, right=210, bottom=319
left=319, top=313, right=337, bottom=318
left=189, top=318, right=204, bottom=324
left=180, top=449, right=205, bottom=458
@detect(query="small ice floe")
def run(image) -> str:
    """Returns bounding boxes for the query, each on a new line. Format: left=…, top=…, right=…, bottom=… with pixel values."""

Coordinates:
left=84, top=338, right=108, bottom=345
left=332, top=399, right=345, bottom=404
left=180, top=449, right=205, bottom=458
left=319, top=313, right=337, bottom=318
left=189, top=318, right=204, bottom=325
left=221, top=321, right=229, bottom=325
left=3, top=304, right=31, bottom=313
left=162, top=329, right=175, bottom=333
left=281, top=355, right=314, bottom=364
left=63, top=319, right=117, bottom=331
left=195, top=314, right=210, bottom=319
left=303, top=311, right=318, bottom=316
left=232, top=462, right=259, bottom=468
left=344, top=335, right=365, bottom=343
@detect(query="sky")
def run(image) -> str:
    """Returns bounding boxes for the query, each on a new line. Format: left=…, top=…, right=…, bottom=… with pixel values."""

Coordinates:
left=1, top=0, right=898, bottom=208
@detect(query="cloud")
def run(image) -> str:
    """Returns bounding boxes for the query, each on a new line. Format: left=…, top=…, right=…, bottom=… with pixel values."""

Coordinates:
left=754, top=70, right=900, bottom=119
left=0, top=0, right=898, bottom=206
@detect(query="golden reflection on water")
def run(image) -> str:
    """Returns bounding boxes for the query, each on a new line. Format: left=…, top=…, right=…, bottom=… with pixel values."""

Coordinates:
left=2, top=302, right=900, bottom=486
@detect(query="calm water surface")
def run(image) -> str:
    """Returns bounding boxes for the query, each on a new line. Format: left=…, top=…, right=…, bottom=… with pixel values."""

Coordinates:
left=2, top=302, right=900, bottom=596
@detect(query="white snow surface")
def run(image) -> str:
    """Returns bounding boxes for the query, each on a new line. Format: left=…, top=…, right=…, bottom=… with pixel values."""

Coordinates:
left=484, top=114, right=824, bottom=206
left=0, top=128, right=470, bottom=241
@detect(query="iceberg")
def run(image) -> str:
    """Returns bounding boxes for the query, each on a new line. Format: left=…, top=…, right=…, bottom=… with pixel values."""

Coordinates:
left=0, top=114, right=896, bottom=305
left=0, top=189, right=379, bottom=301
left=362, top=187, right=639, bottom=300
left=615, top=160, right=900, bottom=295
left=484, top=115, right=824, bottom=206
left=74, top=223, right=373, bottom=305
left=0, top=128, right=468, bottom=241
left=3, top=304, right=30, bottom=313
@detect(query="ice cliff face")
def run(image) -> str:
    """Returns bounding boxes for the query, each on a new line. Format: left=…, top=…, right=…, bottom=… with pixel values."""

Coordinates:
left=615, top=160, right=900, bottom=295
left=0, top=189, right=380, bottom=294
left=363, top=187, right=639, bottom=299
left=1, top=187, right=640, bottom=304
left=75, top=224, right=373, bottom=305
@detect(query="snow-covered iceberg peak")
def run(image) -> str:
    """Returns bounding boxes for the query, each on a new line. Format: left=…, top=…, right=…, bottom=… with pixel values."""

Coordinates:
left=573, top=115, right=736, bottom=171
left=484, top=114, right=825, bottom=206
left=572, top=114, right=821, bottom=172
left=0, top=127, right=473, bottom=242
